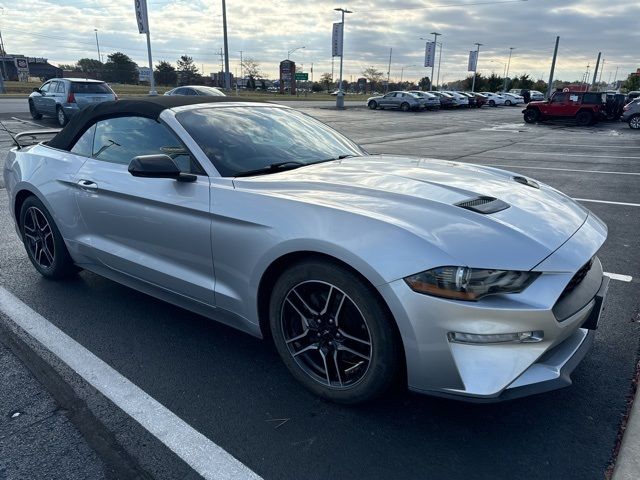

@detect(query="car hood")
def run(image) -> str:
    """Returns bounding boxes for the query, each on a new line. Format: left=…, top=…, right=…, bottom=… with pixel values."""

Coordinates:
left=233, top=155, right=589, bottom=271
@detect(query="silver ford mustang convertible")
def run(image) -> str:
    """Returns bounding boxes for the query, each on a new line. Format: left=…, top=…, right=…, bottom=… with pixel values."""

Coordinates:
left=3, top=97, right=609, bottom=404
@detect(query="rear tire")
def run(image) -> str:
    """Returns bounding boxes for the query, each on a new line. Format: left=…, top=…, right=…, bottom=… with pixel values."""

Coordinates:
left=29, top=100, right=43, bottom=120
left=400, top=102, right=410, bottom=112
left=576, top=111, right=593, bottom=127
left=489, top=100, right=496, bottom=107
left=505, top=100, right=512, bottom=106
left=368, top=100, right=378, bottom=110
left=523, top=108, right=539, bottom=124
left=269, top=260, right=401, bottom=404
left=56, top=106, right=68, bottom=127
left=628, top=114, right=640, bottom=129
left=19, top=196, right=78, bottom=280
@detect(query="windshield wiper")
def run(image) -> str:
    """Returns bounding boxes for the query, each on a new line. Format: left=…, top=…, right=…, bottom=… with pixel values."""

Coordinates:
left=310, top=154, right=358, bottom=165
left=234, top=161, right=305, bottom=178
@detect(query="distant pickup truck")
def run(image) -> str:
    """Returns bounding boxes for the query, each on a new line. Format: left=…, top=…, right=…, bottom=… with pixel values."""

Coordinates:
left=523, top=91, right=605, bottom=126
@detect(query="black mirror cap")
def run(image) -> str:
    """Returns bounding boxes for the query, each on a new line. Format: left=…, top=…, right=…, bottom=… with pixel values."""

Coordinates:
left=33, top=88, right=41, bottom=93
left=128, top=154, right=197, bottom=182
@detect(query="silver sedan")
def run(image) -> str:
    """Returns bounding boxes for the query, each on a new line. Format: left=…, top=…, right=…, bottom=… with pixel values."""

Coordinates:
left=3, top=97, right=608, bottom=404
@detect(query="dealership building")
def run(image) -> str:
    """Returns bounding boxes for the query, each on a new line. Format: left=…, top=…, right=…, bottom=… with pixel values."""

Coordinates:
left=0, top=54, right=62, bottom=81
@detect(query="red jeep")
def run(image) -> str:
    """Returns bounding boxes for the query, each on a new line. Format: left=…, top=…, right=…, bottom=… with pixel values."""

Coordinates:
left=523, top=91, right=605, bottom=126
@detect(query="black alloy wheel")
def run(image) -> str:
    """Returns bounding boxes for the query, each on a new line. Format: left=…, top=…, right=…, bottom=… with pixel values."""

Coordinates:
left=270, top=261, right=400, bottom=404
left=19, top=196, right=78, bottom=279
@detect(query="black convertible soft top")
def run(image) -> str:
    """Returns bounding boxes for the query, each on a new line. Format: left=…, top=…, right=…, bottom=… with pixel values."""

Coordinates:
left=47, top=95, right=258, bottom=151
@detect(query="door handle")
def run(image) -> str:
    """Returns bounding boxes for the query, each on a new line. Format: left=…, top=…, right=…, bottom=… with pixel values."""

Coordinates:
left=77, top=179, right=98, bottom=190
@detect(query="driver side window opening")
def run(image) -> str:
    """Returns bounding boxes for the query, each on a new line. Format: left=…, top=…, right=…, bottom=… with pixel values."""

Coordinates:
left=68, top=116, right=205, bottom=175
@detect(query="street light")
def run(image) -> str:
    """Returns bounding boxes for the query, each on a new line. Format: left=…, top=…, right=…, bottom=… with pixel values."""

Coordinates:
left=287, top=46, right=306, bottom=60
left=400, top=64, right=415, bottom=83
left=502, top=47, right=515, bottom=91
left=471, top=42, right=482, bottom=92
left=94, top=29, right=102, bottom=63
left=334, top=7, right=352, bottom=109
left=420, top=32, right=441, bottom=90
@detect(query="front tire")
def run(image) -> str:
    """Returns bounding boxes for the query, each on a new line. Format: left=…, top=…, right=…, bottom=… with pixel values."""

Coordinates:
left=400, top=102, right=410, bottom=112
left=576, top=111, right=593, bottom=127
left=489, top=100, right=496, bottom=107
left=19, top=196, right=77, bottom=280
left=505, top=100, right=512, bottom=106
left=368, top=100, right=378, bottom=110
left=269, top=260, right=400, bottom=404
left=56, top=106, right=68, bottom=127
left=29, top=100, right=43, bottom=120
left=523, top=108, right=539, bottom=123
left=628, top=114, right=640, bottom=129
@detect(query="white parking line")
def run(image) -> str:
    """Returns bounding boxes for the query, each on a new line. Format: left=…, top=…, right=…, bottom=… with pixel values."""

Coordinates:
left=574, top=198, right=640, bottom=207
left=484, top=165, right=640, bottom=176
left=10, top=116, right=44, bottom=128
left=604, top=272, right=633, bottom=282
left=493, top=151, right=640, bottom=160
left=515, top=142, right=640, bottom=150
left=0, top=286, right=261, bottom=480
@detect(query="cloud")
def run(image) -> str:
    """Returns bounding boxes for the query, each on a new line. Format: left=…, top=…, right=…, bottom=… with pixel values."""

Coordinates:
left=1, top=0, right=637, bottom=83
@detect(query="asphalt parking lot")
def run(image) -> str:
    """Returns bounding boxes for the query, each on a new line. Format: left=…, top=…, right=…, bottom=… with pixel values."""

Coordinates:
left=1, top=102, right=639, bottom=480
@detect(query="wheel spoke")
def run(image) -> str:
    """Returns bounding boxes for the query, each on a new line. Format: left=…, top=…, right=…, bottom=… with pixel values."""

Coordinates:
left=42, top=244, right=54, bottom=265
left=332, top=294, right=346, bottom=326
left=23, top=232, right=37, bottom=242
left=337, top=344, right=370, bottom=361
left=24, top=224, right=37, bottom=234
left=29, top=209, right=40, bottom=229
left=285, top=329, right=309, bottom=344
left=319, top=349, right=331, bottom=386
left=292, top=288, right=318, bottom=316
left=320, top=285, right=333, bottom=315
left=292, top=343, right=319, bottom=357
left=285, top=297, right=310, bottom=329
left=332, top=350, right=343, bottom=387
left=338, top=328, right=371, bottom=346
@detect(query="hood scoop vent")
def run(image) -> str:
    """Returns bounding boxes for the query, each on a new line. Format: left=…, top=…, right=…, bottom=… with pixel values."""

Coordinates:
left=455, top=196, right=510, bottom=214
left=513, top=176, right=540, bottom=189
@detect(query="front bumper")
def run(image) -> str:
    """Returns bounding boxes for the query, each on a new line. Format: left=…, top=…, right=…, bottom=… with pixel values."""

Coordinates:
left=378, top=213, right=608, bottom=401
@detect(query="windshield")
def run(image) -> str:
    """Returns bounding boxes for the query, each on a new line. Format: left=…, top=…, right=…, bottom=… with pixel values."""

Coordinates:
left=195, top=86, right=225, bottom=96
left=176, top=106, right=365, bottom=177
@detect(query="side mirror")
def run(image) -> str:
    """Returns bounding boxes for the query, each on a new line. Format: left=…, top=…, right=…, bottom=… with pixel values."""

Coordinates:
left=128, top=154, right=196, bottom=182
left=33, top=87, right=42, bottom=94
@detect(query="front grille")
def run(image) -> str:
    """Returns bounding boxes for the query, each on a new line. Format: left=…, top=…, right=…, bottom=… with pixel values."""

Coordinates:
left=559, top=257, right=594, bottom=300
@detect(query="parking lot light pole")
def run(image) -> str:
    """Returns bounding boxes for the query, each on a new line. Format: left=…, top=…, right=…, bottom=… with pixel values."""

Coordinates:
left=334, top=7, right=352, bottom=109
left=94, top=29, right=102, bottom=63
left=502, top=47, right=514, bottom=91
left=471, top=43, right=482, bottom=92
left=421, top=33, right=440, bottom=90
left=400, top=64, right=415, bottom=84
left=547, top=36, right=559, bottom=99
left=222, top=0, right=231, bottom=90
left=287, top=46, right=306, bottom=60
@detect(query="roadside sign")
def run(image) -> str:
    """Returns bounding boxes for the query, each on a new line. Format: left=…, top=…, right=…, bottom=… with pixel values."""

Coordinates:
left=332, top=22, right=343, bottom=57
left=424, top=42, right=436, bottom=68
left=294, top=73, right=308, bottom=81
left=468, top=50, right=478, bottom=71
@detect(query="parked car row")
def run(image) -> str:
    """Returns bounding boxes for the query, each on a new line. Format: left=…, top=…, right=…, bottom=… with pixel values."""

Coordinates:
left=523, top=90, right=640, bottom=129
left=366, top=90, right=526, bottom=111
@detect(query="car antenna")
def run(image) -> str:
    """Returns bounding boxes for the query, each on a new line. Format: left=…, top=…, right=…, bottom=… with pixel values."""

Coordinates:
left=0, top=121, right=21, bottom=149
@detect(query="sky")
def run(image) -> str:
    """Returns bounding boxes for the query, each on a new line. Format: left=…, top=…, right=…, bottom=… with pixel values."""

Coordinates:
left=1, top=0, right=638, bottom=84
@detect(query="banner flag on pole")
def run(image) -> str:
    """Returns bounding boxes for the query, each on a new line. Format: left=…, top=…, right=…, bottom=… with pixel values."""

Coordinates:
left=468, top=50, right=478, bottom=71
left=332, top=22, right=344, bottom=57
left=424, top=42, right=436, bottom=68
left=134, top=0, right=149, bottom=34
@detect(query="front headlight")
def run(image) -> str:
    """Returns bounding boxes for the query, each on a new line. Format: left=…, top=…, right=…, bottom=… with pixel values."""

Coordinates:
left=404, top=266, right=540, bottom=301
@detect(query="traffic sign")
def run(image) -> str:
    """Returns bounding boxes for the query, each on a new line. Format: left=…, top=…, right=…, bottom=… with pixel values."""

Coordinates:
left=295, top=73, right=308, bottom=81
